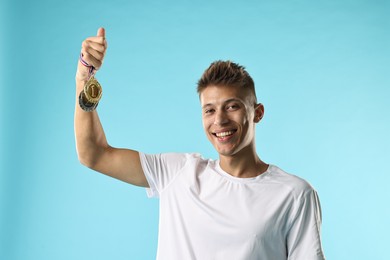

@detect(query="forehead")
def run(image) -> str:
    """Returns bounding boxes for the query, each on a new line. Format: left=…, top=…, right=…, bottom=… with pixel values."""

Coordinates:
left=200, top=85, right=252, bottom=106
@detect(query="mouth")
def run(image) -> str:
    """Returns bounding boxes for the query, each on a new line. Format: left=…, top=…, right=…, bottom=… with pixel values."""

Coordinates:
left=212, top=129, right=237, bottom=139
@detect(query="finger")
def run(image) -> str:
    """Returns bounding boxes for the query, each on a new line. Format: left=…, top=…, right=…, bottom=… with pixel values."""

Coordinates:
left=82, top=40, right=106, bottom=54
left=81, top=41, right=106, bottom=67
left=82, top=46, right=104, bottom=62
left=84, top=35, right=106, bottom=44
left=81, top=51, right=103, bottom=70
left=81, top=43, right=104, bottom=66
left=97, top=27, right=105, bottom=38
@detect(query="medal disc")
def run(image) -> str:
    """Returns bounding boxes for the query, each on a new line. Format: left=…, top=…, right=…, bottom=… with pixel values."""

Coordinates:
left=83, top=77, right=102, bottom=103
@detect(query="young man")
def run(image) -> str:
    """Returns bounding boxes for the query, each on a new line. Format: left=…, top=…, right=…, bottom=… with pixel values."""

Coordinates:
left=75, top=28, right=325, bottom=260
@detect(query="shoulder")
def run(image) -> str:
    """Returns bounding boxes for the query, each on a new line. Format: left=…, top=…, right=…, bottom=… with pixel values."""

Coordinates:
left=267, top=164, right=316, bottom=197
left=140, top=152, right=207, bottom=169
left=149, top=152, right=206, bottom=163
left=141, top=152, right=203, bottom=159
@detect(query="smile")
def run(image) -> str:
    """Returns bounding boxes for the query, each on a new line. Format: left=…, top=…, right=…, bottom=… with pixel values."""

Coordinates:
left=213, top=130, right=237, bottom=138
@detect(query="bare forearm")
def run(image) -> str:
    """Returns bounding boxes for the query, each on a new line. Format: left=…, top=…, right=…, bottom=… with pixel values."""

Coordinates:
left=74, top=78, right=108, bottom=167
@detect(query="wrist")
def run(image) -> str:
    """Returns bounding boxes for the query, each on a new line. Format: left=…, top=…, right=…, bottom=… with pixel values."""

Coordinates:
left=75, top=71, right=88, bottom=82
left=75, top=61, right=90, bottom=81
left=75, top=53, right=96, bottom=81
left=78, top=90, right=99, bottom=112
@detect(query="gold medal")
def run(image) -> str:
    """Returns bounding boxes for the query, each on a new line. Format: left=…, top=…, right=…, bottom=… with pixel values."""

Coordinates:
left=83, top=76, right=102, bottom=104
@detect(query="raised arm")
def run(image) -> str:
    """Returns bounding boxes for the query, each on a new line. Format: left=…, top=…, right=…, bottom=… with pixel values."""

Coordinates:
left=74, top=28, right=148, bottom=187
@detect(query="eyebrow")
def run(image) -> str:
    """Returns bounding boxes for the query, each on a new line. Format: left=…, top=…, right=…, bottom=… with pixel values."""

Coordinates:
left=201, top=98, right=244, bottom=109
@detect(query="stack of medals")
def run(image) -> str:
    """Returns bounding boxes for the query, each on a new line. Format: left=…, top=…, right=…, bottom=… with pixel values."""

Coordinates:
left=78, top=54, right=103, bottom=112
left=79, top=76, right=102, bottom=112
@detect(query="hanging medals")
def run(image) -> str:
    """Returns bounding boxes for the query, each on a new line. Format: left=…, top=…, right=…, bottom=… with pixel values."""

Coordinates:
left=78, top=53, right=102, bottom=112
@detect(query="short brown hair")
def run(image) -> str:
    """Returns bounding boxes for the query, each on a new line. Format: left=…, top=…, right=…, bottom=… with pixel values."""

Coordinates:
left=197, top=60, right=257, bottom=102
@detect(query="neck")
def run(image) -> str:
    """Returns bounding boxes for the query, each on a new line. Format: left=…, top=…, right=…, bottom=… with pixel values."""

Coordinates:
left=219, top=146, right=268, bottom=178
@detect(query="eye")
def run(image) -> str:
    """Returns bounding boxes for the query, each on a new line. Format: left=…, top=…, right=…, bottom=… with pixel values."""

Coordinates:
left=227, top=104, right=240, bottom=111
left=204, top=108, right=215, bottom=115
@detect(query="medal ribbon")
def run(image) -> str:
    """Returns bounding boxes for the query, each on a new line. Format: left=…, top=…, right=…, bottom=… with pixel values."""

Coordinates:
left=79, top=53, right=96, bottom=79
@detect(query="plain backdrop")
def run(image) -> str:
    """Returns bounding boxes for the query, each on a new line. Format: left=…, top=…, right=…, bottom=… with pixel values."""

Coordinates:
left=1, top=0, right=389, bottom=259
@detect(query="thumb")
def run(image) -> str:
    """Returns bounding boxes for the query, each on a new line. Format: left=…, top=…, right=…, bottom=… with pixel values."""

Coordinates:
left=97, top=27, right=105, bottom=38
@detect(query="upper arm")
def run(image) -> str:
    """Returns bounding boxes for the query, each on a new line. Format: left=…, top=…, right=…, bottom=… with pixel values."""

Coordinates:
left=85, top=146, right=149, bottom=187
left=287, top=190, right=325, bottom=259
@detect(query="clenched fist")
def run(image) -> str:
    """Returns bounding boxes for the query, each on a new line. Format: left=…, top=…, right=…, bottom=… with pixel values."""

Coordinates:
left=76, top=27, right=108, bottom=82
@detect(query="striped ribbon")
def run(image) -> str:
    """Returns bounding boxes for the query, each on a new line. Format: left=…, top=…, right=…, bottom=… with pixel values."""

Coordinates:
left=79, top=53, right=95, bottom=78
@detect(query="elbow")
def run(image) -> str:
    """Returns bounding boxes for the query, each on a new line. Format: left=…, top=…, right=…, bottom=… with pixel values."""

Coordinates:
left=78, top=155, right=93, bottom=169
left=75, top=137, right=109, bottom=170
left=76, top=144, right=109, bottom=170
left=76, top=148, right=98, bottom=169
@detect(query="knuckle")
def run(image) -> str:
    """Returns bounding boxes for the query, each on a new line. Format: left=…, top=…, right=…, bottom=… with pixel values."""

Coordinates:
left=99, top=50, right=104, bottom=57
left=82, top=40, right=88, bottom=48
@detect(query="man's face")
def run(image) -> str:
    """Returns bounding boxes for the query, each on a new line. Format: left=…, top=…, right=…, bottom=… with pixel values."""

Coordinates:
left=200, top=85, right=263, bottom=157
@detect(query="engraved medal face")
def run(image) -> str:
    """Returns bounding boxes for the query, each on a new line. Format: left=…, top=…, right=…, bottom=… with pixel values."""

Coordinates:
left=83, top=77, right=102, bottom=103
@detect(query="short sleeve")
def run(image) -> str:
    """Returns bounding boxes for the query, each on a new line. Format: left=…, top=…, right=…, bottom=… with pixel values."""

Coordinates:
left=287, top=189, right=326, bottom=260
left=139, top=152, right=193, bottom=198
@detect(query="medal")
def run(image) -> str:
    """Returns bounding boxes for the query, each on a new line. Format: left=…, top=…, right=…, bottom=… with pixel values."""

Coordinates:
left=83, top=76, right=102, bottom=104
left=78, top=53, right=103, bottom=112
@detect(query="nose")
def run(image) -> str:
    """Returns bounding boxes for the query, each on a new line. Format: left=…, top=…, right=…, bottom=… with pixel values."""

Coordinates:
left=214, top=110, right=229, bottom=126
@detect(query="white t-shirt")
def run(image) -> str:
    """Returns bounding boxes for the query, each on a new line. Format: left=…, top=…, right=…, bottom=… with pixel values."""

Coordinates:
left=140, top=152, right=325, bottom=260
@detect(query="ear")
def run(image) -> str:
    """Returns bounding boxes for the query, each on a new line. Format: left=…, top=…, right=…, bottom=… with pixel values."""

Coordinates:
left=253, top=103, right=264, bottom=123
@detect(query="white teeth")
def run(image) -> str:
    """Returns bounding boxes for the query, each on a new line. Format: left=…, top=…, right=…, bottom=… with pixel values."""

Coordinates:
left=215, top=131, right=234, bottom=137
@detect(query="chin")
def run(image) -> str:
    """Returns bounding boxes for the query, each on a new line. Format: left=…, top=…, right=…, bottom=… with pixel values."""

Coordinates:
left=215, top=146, right=239, bottom=157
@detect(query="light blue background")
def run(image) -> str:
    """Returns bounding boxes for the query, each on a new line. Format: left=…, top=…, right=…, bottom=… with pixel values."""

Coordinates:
left=1, top=0, right=389, bottom=259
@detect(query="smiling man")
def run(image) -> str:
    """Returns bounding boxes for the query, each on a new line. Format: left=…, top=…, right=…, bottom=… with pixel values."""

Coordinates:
left=75, top=28, right=325, bottom=260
